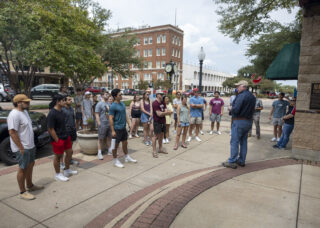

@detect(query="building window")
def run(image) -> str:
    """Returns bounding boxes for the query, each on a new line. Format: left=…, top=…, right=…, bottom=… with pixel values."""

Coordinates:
left=144, top=73, right=152, bottom=81
left=162, top=35, right=166, bottom=43
left=136, top=38, right=141, bottom=46
left=148, top=61, right=152, bottom=69
left=175, top=49, right=178, bottom=57
left=136, top=50, right=140, bottom=57
left=162, top=48, right=166, bottom=56
left=144, top=49, right=148, bottom=57
left=172, top=36, right=175, bottom=44
left=156, top=61, right=161, bottom=69
left=144, top=37, right=148, bottom=45
left=172, top=49, right=175, bottom=57
left=148, top=49, right=152, bottom=57
left=157, top=35, right=161, bottom=43
left=162, top=61, right=166, bottom=68
left=178, top=50, right=180, bottom=58
left=179, top=39, right=181, bottom=46
left=157, top=73, right=164, bottom=80
left=149, top=36, right=153, bottom=44
left=144, top=62, right=148, bottom=68
left=156, top=48, right=160, bottom=56
left=194, top=72, right=197, bottom=80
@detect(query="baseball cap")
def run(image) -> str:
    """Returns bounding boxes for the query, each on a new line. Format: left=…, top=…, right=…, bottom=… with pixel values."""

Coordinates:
left=155, top=89, right=164, bottom=95
left=235, top=80, right=249, bottom=86
left=85, top=91, right=91, bottom=95
left=193, top=88, right=199, bottom=92
left=13, top=94, right=32, bottom=103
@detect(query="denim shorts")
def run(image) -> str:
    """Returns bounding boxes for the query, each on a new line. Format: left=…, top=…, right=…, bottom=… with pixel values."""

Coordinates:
left=15, top=147, right=36, bottom=169
left=180, top=122, right=190, bottom=127
left=141, top=112, right=150, bottom=123
left=272, top=117, right=284, bottom=126
left=210, top=114, right=221, bottom=123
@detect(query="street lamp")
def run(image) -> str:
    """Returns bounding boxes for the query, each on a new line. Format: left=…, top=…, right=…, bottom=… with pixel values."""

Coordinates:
left=198, top=47, right=206, bottom=93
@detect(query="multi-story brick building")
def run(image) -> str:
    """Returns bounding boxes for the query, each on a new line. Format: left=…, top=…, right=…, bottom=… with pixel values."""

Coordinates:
left=93, top=24, right=184, bottom=90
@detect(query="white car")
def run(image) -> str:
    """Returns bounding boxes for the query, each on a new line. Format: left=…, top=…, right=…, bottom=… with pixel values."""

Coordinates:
left=206, top=92, right=214, bottom=97
left=0, top=83, right=12, bottom=102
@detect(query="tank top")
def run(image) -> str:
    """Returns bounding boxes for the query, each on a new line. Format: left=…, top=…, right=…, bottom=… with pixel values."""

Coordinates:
left=143, top=100, right=150, bottom=113
left=179, top=105, right=189, bottom=123
left=132, top=102, right=141, bottom=111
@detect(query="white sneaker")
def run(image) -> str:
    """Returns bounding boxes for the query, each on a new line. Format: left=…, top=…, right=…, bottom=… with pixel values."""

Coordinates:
left=166, top=138, right=170, bottom=143
left=135, top=134, right=139, bottom=138
left=114, top=159, right=124, bottom=168
left=70, top=159, right=79, bottom=166
left=277, top=138, right=280, bottom=142
left=217, top=131, right=221, bottom=135
left=195, top=136, right=202, bottom=142
left=209, top=131, right=213, bottom=135
left=55, top=173, right=69, bottom=182
left=97, top=152, right=103, bottom=160
left=129, top=134, right=132, bottom=139
left=148, top=140, right=152, bottom=145
left=60, top=162, right=65, bottom=170
left=187, top=136, right=192, bottom=142
left=271, top=137, right=277, bottom=142
left=200, top=130, right=204, bottom=135
left=163, top=139, right=166, bottom=144
left=64, top=169, right=78, bottom=177
left=107, top=148, right=113, bottom=155
left=125, top=155, right=137, bottom=163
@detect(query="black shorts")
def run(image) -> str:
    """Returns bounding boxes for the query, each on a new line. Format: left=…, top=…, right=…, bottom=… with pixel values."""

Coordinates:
left=115, top=128, right=128, bottom=144
left=153, top=122, right=166, bottom=135
left=174, top=113, right=177, bottom=120
left=76, top=112, right=82, bottom=120
left=131, top=110, right=141, bottom=118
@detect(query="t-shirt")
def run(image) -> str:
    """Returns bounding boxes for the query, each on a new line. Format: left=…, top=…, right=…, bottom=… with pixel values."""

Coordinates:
left=109, top=101, right=127, bottom=130
left=253, top=99, right=263, bottom=116
left=95, top=101, right=110, bottom=125
left=173, top=98, right=182, bottom=114
left=284, top=106, right=296, bottom=125
left=230, top=95, right=236, bottom=106
left=152, top=99, right=166, bottom=124
left=62, top=106, right=75, bottom=129
left=47, top=108, right=68, bottom=141
left=209, top=98, right=224, bottom=114
left=82, top=99, right=93, bottom=117
left=7, top=109, right=35, bottom=152
left=165, top=103, right=173, bottom=124
left=272, top=100, right=290, bottom=118
left=190, top=96, right=204, bottom=118
left=74, top=95, right=83, bottom=113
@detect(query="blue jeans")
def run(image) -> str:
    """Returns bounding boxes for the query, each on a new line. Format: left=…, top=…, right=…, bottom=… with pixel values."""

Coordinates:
left=228, top=120, right=252, bottom=164
left=276, top=123, right=294, bottom=148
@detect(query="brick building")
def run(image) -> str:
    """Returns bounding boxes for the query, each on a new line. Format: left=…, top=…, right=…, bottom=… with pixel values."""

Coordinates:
left=93, top=24, right=184, bottom=90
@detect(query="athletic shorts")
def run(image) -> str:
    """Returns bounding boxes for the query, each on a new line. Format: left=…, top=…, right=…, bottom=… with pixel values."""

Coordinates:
left=15, top=147, right=36, bottom=169
left=76, top=112, right=82, bottom=120
left=51, top=136, right=72, bottom=155
left=272, top=117, right=284, bottom=126
left=190, top=117, right=202, bottom=125
left=174, top=113, right=178, bottom=120
left=114, top=128, right=128, bottom=144
left=98, top=123, right=111, bottom=139
left=153, top=122, right=166, bottom=135
left=210, top=114, right=221, bottom=123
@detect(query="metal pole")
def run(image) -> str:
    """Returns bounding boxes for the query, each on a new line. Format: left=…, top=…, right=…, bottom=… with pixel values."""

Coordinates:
left=199, top=60, right=203, bottom=93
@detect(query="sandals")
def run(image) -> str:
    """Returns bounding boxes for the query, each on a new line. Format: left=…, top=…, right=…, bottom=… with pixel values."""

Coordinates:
left=158, top=150, right=168, bottom=154
left=181, top=144, right=187, bottom=148
left=153, top=151, right=158, bottom=158
left=173, top=145, right=178, bottom=150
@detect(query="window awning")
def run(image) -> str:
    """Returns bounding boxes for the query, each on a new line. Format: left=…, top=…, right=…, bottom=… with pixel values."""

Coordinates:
left=266, top=43, right=300, bottom=80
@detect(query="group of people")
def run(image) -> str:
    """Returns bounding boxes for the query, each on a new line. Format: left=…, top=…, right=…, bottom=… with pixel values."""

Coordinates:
left=7, top=81, right=296, bottom=200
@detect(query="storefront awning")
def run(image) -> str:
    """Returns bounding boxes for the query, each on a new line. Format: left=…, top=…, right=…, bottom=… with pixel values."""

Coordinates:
left=266, top=43, right=300, bottom=80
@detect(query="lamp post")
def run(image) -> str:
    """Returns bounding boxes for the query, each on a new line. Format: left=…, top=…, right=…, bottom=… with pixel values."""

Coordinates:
left=198, top=47, right=206, bottom=93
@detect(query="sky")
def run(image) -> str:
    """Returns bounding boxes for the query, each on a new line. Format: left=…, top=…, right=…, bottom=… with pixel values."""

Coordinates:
left=96, top=0, right=298, bottom=86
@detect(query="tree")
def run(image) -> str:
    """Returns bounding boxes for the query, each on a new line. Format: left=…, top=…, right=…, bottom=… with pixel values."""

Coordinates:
left=137, top=80, right=148, bottom=90
left=153, top=80, right=172, bottom=90
left=213, top=0, right=300, bottom=42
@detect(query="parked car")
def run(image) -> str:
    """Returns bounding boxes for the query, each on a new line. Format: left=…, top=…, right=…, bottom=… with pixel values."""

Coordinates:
left=183, top=90, right=193, bottom=97
left=267, top=92, right=278, bottom=99
left=0, top=83, right=14, bottom=102
left=220, top=92, right=226, bottom=96
left=0, top=107, right=50, bottom=165
left=123, top=89, right=137, bottom=95
left=85, top=87, right=101, bottom=94
left=206, top=91, right=214, bottom=97
left=30, top=84, right=60, bottom=99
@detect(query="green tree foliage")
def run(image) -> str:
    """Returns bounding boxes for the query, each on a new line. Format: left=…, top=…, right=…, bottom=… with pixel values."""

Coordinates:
left=137, top=80, right=148, bottom=90
left=213, top=0, right=299, bottom=43
left=153, top=80, right=172, bottom=90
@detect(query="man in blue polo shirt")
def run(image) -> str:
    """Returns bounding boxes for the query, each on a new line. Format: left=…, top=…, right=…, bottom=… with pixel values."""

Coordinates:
left=187, top=88, right=204, bottom=142
left=223, top=80, right=256, bottom=169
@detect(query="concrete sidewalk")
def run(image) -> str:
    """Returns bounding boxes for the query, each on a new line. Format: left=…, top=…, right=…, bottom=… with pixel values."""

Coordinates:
left=0, top=123, right=319, bottom=228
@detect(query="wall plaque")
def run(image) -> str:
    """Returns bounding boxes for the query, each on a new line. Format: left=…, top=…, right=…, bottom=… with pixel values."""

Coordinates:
left=310, top=83, right=320, bottom=109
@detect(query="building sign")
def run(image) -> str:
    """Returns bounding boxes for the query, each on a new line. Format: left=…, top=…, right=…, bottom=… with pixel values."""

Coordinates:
left=310, top=83, right=320, bottom=109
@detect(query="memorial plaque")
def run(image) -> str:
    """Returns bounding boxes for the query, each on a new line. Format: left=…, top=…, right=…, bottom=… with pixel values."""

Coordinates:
left=310, top=83, right=320, bottom=109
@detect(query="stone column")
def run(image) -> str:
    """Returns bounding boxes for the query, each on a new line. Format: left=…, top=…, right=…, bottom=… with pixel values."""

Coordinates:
left=292, top=3, right=320, bottom=161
